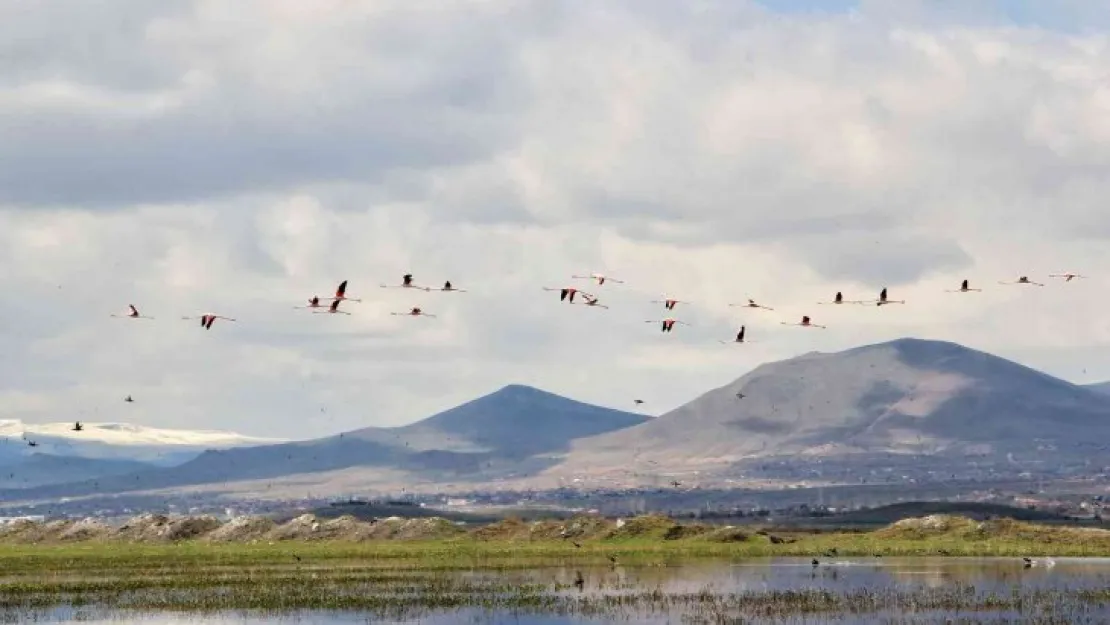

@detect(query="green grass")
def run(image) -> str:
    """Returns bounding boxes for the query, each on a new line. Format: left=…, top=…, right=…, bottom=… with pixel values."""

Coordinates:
left=2, top=516, right=1110, bottom=619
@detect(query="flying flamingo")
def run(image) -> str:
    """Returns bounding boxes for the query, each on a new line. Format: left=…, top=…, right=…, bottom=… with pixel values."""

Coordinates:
left=543, top=286, right=587, bottom=303
left=818, top=292, right=865, bottom=305
left=999, top=276, right=1044, bottom=287
left=331, top=280, right=361, bottom=303
left=644, top=317, right=688, bottom=333
left=946, top=279, right=981, bottom=293
left=651, top=296, right=689, bottom=311
left=572, top=272, right=624, bottom=286
left=719, top=326, right=751, bottom=344
left=294, top=296, right=326, bottom=310
left=111, top=305, right=153, bottom=319
left=730, top=299, right=774, bottom=311
left=313, top=299, right=351, bottom=316
left=381, top=274, right=431, bottom=291
left=574, top=294, right=609, bottom=309
left=781, top=315, right=826, bottom=329
left=873, top=287, right=905, bottom=307
left=182, top=314, right=236, bottom=330
left=1049, top=272, right=1087, bottom=282
left=436, top=281, right=467, bottom=292
left=391, top=306, right=436, bottom=318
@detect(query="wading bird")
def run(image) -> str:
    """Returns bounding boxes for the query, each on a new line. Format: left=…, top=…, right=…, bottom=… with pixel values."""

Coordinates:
left=999, top=276, right=1044, bottom=287
left=183, top=314, right=236, bottom=330
left=720, top=326, right=749, bottom=344
left=572, top=272, right=624, bottom=286
left=874, top=287, right=905, bottom=306
left=313, top=299, right=350, bottom=315
left=645, top=317, right=688, bottom=333
left=111, top=305, right=153, bottom=319
left=652, top=296, right=689, bottom=311
left=633, top=399, right=645, bottom=405
left=946, top=279, right=981, bottom=293
left=730, top=299, right=774, bottom=311
left=72, top=422, right=83, bottom=432
left=1049, top=272, right=1087, bottom=282
left=781, top=315, right=826, bottom=329
left=391, top=307, right=436, bottom=318
left=543, top=286, right=586, bottom=303
left=381, top=274, right=431, bottom=291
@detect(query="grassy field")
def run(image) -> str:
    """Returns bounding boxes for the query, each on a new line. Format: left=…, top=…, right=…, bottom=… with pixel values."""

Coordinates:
left=2, top=515, right=1110, bottom=620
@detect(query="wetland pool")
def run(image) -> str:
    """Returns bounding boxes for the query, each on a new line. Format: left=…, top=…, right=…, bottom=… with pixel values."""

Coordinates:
left=9, top=556, right=1110, bottom=624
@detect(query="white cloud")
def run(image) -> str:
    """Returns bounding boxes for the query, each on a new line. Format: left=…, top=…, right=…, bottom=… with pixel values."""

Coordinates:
left=3, top=0, right=1110, bottom=438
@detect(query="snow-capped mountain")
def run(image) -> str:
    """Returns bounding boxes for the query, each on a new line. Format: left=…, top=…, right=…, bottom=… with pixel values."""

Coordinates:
left=0, top=420, right=284, bottom=467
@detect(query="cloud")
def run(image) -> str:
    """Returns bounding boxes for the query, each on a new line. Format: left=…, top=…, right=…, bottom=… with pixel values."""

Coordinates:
left=4, top=0, right=1110, bottom=439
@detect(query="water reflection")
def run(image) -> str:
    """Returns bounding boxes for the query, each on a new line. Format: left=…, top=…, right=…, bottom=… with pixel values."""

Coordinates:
left=17, top=557, right=1110, bottom=624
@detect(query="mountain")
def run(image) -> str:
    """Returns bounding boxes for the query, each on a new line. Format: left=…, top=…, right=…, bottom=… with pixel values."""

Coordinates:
left=0, top=385, right=651, bottom=502
left=0, top=453, right=156, bottom=489
left=538, top=338, right=1110, bottom=484
left=1084, top=381, right=1110, bottom=395
left=0, top=420, right=284, bottom=467
left=346, top=384, right=650, bottom=456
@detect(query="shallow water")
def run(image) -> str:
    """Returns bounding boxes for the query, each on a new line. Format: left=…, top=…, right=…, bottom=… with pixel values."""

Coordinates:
left=12, top=557, right=1110, bottom=624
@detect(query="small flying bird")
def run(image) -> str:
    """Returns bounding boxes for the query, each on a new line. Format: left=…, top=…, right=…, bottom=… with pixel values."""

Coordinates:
left=730, top=299, right=774, bottom=311
left=313, top=299, right=351, bottom=315
left=818, top=292, right=864, bottom=305
left=72, top=422, right=83, bottom=432
left=391, top=307, right=436, bottom=318
left=294, top=296, right=326, bottom=310
left=182, top=314, right=237, bottom=330
left=436, top=281, right=466, bottom=292
left=124, top=395, right=134, bottom=403
left=381, top=274, right=431, bottom=291
left=670, top=480, right=681, bottom=488
left=651, top=296, right=689, bottom=311
left=644, top=317, right=688, bottom=333
left=736, top=392, right=746, bottom=399
left=543, top=286, right=586, bottom=303
left=572, top=272, right=624, bottom=286
left=781, top=315, right=826, bottom=329
left=1049, top=272, right=1087, bottom=282
left=633, top=399, right=645, bottom=405
left=720, top=326, right=750, bottom=344
left=111, top=305, right=153, bottom=319
left=946, top=279, right=981, bottom=293
left=26, top=440, right=37, bottom=448
left=999, top=276, right=1044, bottom=287
left=575, top=294, right=609, bottom=309
left=873, top=287, right=905, bottom=307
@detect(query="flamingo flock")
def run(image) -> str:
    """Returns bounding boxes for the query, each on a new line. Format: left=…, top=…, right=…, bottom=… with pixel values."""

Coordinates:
left=108, top=270, right=1090, bottom=349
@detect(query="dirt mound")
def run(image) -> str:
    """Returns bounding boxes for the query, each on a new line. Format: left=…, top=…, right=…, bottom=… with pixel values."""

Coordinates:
left=968, top=518, right=1110, bottom=545
left=59, top=518, right=112, bottom=542
left=602, top=515, right=681, bottom=540
left=267, top=514, right=326, bottom=541
left=204, top=516, right=276, bottom=543
left=701, top=526, right=751, bottom=543
left=874, top=514, right=979, bottom=539
left=0, top=519, right=45, bottom=543
left=114, top=514, right=222, bottom=543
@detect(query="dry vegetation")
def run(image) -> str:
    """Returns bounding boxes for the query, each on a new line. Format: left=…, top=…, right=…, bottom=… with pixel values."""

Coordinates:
left=1, top=514, right=1109, bottom=621
left=0, top=512, right=1108, bottom=557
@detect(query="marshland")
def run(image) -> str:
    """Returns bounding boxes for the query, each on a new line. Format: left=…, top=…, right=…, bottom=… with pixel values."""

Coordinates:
left=2, top=513, right=1110, bottom=623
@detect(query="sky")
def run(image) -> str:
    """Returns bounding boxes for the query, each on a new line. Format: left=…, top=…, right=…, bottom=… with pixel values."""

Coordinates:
left=4, top=0, right=1110, bottom=439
